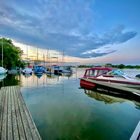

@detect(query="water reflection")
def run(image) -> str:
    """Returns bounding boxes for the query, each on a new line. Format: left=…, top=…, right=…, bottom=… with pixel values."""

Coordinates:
left=84, top=89, right=125, bottom=104
left=0, top=74, right=7, bottom=81
left=1, top=68, right=140, bottom=140
left=84, top=89, right=140, bottom=109
left=0, top=74, right=20, bottom=87
left=33, top=92, right=94, bottom=140
left=20, top=73, right=73, bottom=88
left=35, top=73, right=43, bottom=79
left=23, top=73, right=32, bottom=78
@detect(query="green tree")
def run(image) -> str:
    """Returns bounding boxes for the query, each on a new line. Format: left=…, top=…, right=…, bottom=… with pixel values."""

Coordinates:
left=117, top=64, right=125, bottom=69
left=0, top=38, right=25, bottom=69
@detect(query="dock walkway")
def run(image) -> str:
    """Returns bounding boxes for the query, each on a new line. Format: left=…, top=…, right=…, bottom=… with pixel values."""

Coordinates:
left=0, top=86, right=41, bottom=140
left=130, top=121, right=140, bottom=140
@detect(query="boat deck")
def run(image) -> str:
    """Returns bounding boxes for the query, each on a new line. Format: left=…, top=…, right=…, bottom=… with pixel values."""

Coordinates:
left=0, top=86, right=41, bottom=140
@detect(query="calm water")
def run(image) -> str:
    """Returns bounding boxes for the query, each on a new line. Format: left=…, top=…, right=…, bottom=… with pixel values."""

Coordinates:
left=1, top=68, right=140, bottom=140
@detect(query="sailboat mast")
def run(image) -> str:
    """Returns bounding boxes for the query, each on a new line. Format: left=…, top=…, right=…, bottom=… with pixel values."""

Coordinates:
left=27, top=45, right=28, bottom=60
left=37, top=47, right=38, bottom=63
left=62, top=50, right=64, bottom=66
left=2, top=38, right=3, bottom=67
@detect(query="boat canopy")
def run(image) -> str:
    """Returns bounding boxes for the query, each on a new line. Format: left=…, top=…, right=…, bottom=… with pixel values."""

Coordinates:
left=84, top=67, right=112, bottom=77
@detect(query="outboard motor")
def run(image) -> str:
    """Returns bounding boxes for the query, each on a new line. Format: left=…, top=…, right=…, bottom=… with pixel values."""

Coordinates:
left=135, top=74, right=140, bottom=79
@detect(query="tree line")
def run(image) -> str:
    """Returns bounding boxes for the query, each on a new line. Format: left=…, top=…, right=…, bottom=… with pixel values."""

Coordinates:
left=78, top=63, right=140, bottom=69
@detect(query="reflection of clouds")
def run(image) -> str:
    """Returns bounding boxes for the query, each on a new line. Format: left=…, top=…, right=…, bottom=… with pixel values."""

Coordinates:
left=38, top=98, right=92, bottom=140
left=21, top=69, right=140, bottom=140
left=84, top=89, right=125, bottom=104
left=23, top=87, right=94, bottom=140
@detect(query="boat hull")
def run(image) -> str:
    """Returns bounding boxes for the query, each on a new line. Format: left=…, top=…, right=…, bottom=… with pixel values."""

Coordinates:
left=88, top=77, right=140, bottom=90
left=80, top=79, right=96, bottom=89
left=80, top=77, right=140, bottom=91
left=80, top=78, right=140, bottom=98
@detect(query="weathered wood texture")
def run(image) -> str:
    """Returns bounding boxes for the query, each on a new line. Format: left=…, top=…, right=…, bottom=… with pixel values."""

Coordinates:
left=0, top=86, right=42, bottom=140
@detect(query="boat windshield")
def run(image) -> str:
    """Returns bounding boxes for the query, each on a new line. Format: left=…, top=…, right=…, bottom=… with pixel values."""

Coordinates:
left=107, top=69, right=125, bottom=76
left=107, top=69, right=132, bottom=80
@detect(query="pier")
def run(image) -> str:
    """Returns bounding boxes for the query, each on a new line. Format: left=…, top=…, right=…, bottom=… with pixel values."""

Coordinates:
left=130, top=121, right=140, bottom=140
left=0, top=86, right=41, bottom=140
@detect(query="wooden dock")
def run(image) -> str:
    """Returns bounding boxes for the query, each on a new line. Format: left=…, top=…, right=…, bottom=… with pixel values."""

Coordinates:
left=130, top=121, right=140, bottom=140
left=0, top=86, right=42, bottom=140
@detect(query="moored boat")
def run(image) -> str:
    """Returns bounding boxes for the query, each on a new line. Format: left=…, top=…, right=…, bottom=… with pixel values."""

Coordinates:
left=22, top=67, right=33, bottom=75
left=33, top=66, right=44, bottom=74
left=80, top=67, right=140, bottom=90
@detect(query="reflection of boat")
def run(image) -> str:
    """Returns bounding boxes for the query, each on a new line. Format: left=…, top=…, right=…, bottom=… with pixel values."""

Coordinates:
left=8, top=69, right=18, bottom=74
left=84, top=89, right=125, bottom=104
left=84, top=89, right=140, bottom=106
left=61, top=72, right=72, bottom=77
left=45, top=69, right=54, bottom=75
left=0, top=74, right=7, bottom=81
left=0, top=67, right=7, bottom=74
left=22, top=68, right=33, bottom=75
left=35, top=73, right=43, bottom=78
left=80, top=67, right=140, bottom=95
left=23, top=73, right=32, bottom=77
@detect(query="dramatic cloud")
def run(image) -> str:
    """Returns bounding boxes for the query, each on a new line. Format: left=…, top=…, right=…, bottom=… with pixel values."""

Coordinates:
left=81, top=46, right=116, bottom=58
left=0, top=0, right=137, bottom=58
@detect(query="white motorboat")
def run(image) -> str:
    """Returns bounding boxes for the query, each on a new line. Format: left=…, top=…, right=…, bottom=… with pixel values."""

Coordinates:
left=22, top=68, right=33, bottom=75
left=80, top=67, right=140, bottom=90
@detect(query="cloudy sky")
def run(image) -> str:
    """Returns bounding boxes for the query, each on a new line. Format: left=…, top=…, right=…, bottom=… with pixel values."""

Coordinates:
left=0, top=0, right=140, bottom=64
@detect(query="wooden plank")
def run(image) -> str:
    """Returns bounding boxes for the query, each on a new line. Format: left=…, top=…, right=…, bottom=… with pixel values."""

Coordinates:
left=0, top=87, right=5, bottom=139
left=17, top=87, right=41, bottom=140
left=15, top=86, right=33, bottom=140
left=7, top=86, right=13, bottom=140
left=11, top=86, right=20, bottom=140
left=13, top=86, right=26, bottom=140
left=130, top=121, right=140, bottom=140
left=1, top=87, right=8, bottom=140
